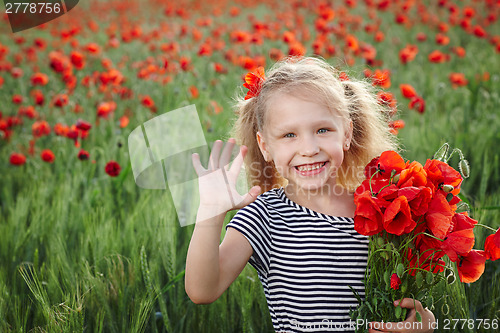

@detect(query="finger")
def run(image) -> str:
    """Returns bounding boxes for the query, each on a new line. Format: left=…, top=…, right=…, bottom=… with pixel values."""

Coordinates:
left=394, top=298, right=423, bottom=312
left=234, top=185, right=261, bottom=209
left=219, top=138, right=236, bottom=170
left=191, top=153, right=206, bottom=175
left=228, top=145, right=247, bottom=175
left=209, top=140, right=223, bottom=170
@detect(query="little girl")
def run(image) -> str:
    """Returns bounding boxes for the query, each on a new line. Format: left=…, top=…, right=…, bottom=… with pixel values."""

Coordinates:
left=185, top=57, right=435, bottom=333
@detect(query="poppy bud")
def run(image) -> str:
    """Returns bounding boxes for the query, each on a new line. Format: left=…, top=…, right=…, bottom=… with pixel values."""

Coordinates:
left=456, top=202, right=470, bottom=214
left=400, top=279, right=408, bottom=293
left=426, top=295, right=434, bottom=309
left=391, top=174, right=400, bottom=184
left=396, top=263, right=404, bottom=277
left=416, top=271, right=424, bottom=288
left=433, top=143, right=449, bottom=161
left=376, top=236, right=385, bottom=247
left=384, top=270, right=390, bottom=288
left=442, top=184, right=454, bottom=193
left=426, top=271, right=434, bottom=284
left=459, top=159, right=470, bottom=178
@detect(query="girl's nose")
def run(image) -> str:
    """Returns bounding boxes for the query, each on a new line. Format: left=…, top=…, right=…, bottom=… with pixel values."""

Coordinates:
left=299, top=137, right=320, bottom=156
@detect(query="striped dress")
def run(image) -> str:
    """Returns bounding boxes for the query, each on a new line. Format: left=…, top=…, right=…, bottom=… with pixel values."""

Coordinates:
left=226, top=187, right=369, bottom=333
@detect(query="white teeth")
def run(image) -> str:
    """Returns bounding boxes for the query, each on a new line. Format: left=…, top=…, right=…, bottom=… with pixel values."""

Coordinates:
left=297, top=162, right=324, bottom=172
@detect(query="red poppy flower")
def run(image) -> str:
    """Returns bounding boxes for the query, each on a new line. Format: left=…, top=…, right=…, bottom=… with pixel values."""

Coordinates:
left=97, top=101, right=117, bottom=118
left=407, top=248, right=445, bottom=276
left=400, top=84, right=417, bottom=99
left=41, top=149, right=55, bottom=163
left=70, top=51, right=85, bottom=70
left=423, top=159, right=462, bottom=193
left=119, top=115, right=129, bottom=128
left=398, top=186, right=433, bottom=217
left=53, top=94, right=69, bottom=107
left=76, top=119, right=92, bottom=131
left=354, top=190, right=384, bottom=236
left=78, top=149, right=90, bottom=161
left=409, top=95, right=425, bottom=113
left=484, top=234, right=500, bottom=261
left=428, top=50, right=449, bottom=63
left=54, top=123, right=69, bottom=136
left=32, top=120, right=51, bottom=138
left=416, top=32, right=427, bottom=42
left=435, top=33, right=450, bottom=46
left=441, top=228, right=475, bottom=262
left=377, top=91, right=397, bottom=112
left=31, top=89, right=45, bottom=106
left=383, top=196, right=415, bottom=235
left=10, top=152, right=26, bottom=166
left=105, top=160, right=121, bottom=177
left=399, top=45, right=418, bottom=64
left=346, top=34, right=359, bottom=52
left=450, top=212, right=477, bottom=233
left=371, top=69, right=391, bottom=88
left=390, top=273, right=401, bottom=290
left=189, top=85, right=199, bottom=99
left=179, top=56, right=191, bottom=71
left=425, top=191, right=453, bottom=239
left=288, top=41, right=306, bottom=57
left=141, top=95, right=155, bottom=108
left=12, top=94, right=23, bottom=104
left=243, top=66, right=265, bottom=100
left=449, top=73, right=468, bottom=87
left=493, top=228, right=500, bottom=248
left=397, top=161, right=427, bottom=188
left=11, top=67, right=23, bottom=78
left=31, top=72, right=49, bottom=86
left=457, top=250, right=486, bottom=283
left=377, top=150, right=406, bottom=178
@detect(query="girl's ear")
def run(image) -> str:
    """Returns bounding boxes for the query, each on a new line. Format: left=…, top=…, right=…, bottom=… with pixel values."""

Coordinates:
left=256, top=131, right=270, bottom=162
left=344, top=120, right=353, bottom=151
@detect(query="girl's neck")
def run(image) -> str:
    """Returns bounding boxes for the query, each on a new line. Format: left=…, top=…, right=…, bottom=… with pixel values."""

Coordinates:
left=284, top=184, right=356, bottom=218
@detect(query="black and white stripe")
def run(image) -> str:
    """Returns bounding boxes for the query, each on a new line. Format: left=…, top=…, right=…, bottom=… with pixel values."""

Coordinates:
left=226, top=187, right=369, bottom=333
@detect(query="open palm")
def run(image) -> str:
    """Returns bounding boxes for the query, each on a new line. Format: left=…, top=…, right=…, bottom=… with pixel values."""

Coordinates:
left=191, top=138, right=261, bottom=218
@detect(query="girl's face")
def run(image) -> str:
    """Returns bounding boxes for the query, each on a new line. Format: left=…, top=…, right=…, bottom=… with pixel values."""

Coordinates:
left=256, top=93, right=352, bottom=195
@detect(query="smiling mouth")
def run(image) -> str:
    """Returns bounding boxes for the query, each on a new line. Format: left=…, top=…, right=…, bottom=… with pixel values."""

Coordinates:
left=294, top=162, right=327, bottom=172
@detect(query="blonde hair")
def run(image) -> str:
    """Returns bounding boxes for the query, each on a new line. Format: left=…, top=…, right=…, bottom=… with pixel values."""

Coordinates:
left=230, top=56, right=398, bottom=193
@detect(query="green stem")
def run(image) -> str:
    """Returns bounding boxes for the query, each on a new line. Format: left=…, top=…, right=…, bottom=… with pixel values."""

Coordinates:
left=475, top=223, right=498, bottom=232
left=369, top=169, right=381, bottom=196
left=422, top=232, right=445, bottom=242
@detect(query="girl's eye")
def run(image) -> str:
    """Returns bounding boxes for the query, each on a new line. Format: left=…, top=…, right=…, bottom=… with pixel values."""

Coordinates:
left=284, top=133, right=295, bottom=138
left=318, top=128, right=329, bottom=134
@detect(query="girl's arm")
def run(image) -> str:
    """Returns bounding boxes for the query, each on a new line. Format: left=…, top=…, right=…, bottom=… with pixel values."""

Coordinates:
left=185, top=210, right=253, bottom=304
left=185, top=139, right=260, bottom=304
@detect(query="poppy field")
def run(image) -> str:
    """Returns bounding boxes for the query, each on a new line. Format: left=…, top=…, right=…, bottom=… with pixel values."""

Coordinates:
left=1, top=0, right=499, bottom=332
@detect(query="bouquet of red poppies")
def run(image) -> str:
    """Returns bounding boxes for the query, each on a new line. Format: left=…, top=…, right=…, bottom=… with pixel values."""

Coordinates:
left=349, top=144, right=500, bottom=328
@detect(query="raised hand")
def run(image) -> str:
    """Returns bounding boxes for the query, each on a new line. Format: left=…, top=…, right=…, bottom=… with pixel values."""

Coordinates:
left=191, top=138, right=261, bottom=220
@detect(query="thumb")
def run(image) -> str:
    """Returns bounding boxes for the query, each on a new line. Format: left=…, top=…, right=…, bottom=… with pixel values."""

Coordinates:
left=235, top=185, right=261, bottom=209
